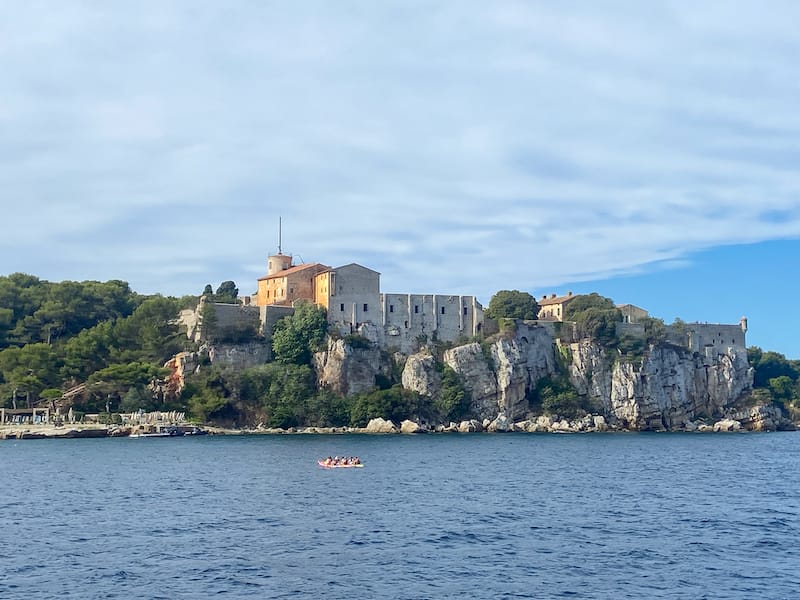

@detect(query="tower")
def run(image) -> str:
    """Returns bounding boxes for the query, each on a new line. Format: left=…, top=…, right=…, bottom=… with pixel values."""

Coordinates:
left=267, top=217, right=292, bottom=275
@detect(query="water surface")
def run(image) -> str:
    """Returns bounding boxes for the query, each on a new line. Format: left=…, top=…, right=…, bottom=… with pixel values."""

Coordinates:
left=1, top=433, right=798, bottom=599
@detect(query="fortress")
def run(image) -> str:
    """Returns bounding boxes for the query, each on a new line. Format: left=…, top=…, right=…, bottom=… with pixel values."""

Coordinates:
left=180, top=245, right=748, bottom=357
left=251, top=252, right=484, bottom=353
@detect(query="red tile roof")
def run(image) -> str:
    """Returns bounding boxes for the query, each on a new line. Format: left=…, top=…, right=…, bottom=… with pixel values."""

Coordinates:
left=538, top=293, right=579, bottom=306
left=258, top=263, right=330, bottom=281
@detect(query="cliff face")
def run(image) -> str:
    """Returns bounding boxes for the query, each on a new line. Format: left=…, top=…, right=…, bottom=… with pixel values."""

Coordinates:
left=568, top=342, right=753, bottom=429
left=403, top=323, right=560, bottom=421
left=400, top=323, right=756, bottom=429
left=313, top=338, right=386, bottom=397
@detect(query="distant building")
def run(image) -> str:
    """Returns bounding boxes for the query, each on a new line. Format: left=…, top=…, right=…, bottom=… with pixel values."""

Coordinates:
left=617, top=303, right=649, bottom=324
left=537, top=291, right=580, bottom=321
left=255, top=252, right=330, bottom=307
left=252, top=253, right=484, bottom=353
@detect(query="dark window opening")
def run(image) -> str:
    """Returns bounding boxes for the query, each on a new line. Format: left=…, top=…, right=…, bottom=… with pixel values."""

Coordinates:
left=340, top=303, right=345, bottom=311
left=389, top=305, right=394, bottom=313
left=463, top=307, right=468, bottom=315
left=440, top=306, right=446, bottom=315
left=404, top=320, right=408, bottom=328
left=363, top=303, right=368, bottom=312
left=414, top=305, right=419, bottom=314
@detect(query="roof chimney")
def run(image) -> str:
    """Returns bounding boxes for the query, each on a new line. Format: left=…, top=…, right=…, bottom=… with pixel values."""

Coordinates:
left=551, top=293, right=556, bottom=299
left=567, top=291, right=573, bottom=296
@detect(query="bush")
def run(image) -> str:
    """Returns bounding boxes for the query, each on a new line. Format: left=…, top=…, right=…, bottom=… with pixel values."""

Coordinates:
left=531, top=375, right=590, bottom=419
left=343, top=334, right=372, bottom=350
left=435, top=366, right=471, bottom=423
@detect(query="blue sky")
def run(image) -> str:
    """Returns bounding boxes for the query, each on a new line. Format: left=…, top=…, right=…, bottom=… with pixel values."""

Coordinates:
left=1, top=2, right=799, bottom=357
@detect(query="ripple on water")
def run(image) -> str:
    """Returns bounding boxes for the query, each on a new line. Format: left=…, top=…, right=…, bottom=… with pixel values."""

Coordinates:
left=2, top=433, right=799, bottom=599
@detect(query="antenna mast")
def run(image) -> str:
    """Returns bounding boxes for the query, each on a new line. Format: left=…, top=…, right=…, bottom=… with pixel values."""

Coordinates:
left=278, top=216, right=282, bottom=255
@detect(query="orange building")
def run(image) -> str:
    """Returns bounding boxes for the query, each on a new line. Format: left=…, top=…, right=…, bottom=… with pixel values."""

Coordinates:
left=255, top=252, right=330, bottom=307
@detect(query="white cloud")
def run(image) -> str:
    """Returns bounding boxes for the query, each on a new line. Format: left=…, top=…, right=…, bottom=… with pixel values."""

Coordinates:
left=1, top=1, right=799, bottom=301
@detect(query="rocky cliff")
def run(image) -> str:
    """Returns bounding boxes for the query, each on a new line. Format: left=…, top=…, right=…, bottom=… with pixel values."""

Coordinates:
left=399, top=322, right=764, bottom=430
left=403, top=322, right=560, bottom=421
left=568, top=341, right=754, bottom=429
left=313, top=338, right=387, bottom=397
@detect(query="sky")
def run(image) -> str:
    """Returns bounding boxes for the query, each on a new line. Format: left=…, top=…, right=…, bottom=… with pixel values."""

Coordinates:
left=1, top=2, right=800, bottom=357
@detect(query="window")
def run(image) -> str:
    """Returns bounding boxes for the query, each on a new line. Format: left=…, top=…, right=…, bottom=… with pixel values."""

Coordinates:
left=340, top=303, right=345, bottom=312
left=404, top=320, right=408, bottom=328
left=414, top=305, right=419, bottom=314
left=441, top=306, right=446, bottom=315
left=389, top=305, right=394, bottom=313
left=363, top=303, right=368, bottom=312
left=289, top=288, right=294, bottom=294
left=463, top=307, right=468, bottom=315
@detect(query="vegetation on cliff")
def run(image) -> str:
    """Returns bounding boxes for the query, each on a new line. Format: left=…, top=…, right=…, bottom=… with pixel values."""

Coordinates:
left=1, top=273, right=796, bottom=428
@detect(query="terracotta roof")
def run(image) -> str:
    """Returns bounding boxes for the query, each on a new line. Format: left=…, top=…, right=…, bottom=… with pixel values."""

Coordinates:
left=538, top=293, right=579, bottom=306
left=258, top=263, right=330, bottom=281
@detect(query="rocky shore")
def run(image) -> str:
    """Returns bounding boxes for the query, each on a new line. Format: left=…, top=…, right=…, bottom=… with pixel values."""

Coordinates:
left=3, top=403, right=794, bottom=440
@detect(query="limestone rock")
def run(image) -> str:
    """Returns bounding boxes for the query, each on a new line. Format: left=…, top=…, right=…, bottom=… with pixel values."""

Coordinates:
left=457, top=419, right=482, bottom=433
left=365, top=417, right=396, bottom=433
left=487, top=413, right=511, bottom=432
left=400, top=419, right=424, bottom=434
left=314, top=338, right=385, bottom=397
left=444, top=323, right=558, bottom=421
left=713, top=418, right=742, bottom=432
left=401, top=352, right=441, bottom=398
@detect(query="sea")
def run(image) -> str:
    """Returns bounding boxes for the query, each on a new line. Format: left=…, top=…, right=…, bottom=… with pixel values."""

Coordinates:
left=1, top=432, right=798, bottom=599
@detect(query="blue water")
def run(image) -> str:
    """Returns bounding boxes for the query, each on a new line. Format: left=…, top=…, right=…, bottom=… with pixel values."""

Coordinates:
left=1, top=433, right=798, bottom=599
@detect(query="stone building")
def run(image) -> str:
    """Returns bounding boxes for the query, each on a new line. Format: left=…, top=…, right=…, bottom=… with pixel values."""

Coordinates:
left=617, top=303, right=649, bottom=324
left=537, top=291, right=579, bottom=321
left=255, top=252, right=330, bottom=307
left=667, top=317, right=749, bottom=355
left=251, top=252, right=484, bottom=353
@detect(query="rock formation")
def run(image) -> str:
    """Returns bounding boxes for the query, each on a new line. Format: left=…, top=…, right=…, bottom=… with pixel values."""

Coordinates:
left=313, top=338, right=386, bottom=397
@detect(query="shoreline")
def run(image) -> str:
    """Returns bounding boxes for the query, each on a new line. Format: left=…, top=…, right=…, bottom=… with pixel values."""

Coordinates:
left=2, top=419, right=796, bottom=440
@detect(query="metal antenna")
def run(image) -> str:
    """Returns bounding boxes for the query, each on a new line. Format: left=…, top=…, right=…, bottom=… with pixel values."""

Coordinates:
left=278, top=216, right=282, bottom=254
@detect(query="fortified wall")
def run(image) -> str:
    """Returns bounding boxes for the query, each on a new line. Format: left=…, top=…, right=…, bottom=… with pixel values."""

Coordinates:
left=380, top=293, right=483, bottom=353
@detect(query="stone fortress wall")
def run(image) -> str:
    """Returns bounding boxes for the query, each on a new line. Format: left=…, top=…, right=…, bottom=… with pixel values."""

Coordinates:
left=380, top=293, right=483, bottom=354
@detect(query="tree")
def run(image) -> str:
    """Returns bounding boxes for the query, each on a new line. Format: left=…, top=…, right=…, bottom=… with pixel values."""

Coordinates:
left=748, top=347, right=800, bottom=388
left=563, top=293, right=621, bottom=347
left=215, top=281, right=239, bottom=304
left=271, top=301, right=328, bottom=365
left=641, top=317, right=667, bottom=344
left=435, top=366, right=470, bottom=422
left=485, top=290, right=539, bottom=320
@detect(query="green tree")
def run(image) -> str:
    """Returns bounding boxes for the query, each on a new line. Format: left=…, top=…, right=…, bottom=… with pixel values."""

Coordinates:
left=642, top=317, right=667, bottom=344
left=349, top=385, right=424, bottom=427
left=748, top=347, right=800, bottom=388
left=215, top=281, right=239, bottom=303
left=435, top=365, right=470, bottom=422
left=563, top=293, right=621, bottom=347
left=271, top=301, right=328, bottom=365
left=531, top=375, right=589, bottom=419
left=112, top=296, right=182, bottom=364
left=485, top=290, right=539, bottom=320
left=0, top=343, right=61, bottom=401
left=239, top=363, right=316, bottom=428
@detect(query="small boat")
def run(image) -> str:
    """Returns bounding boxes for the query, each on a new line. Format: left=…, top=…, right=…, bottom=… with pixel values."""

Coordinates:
left=129, top=426, right=183, bottom=438
left=317, top=459, right=364, bottom=469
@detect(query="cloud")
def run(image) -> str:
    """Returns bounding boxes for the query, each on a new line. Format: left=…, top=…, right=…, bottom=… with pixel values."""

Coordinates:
left=1, top=1, right=799, bottom=300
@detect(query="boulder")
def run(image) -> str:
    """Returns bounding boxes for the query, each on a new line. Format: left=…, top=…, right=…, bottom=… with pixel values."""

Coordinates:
left=713, top=419, right=742, bottom=432
left=487, top=413, right=512, bottom=432
left=400, top=420, right=424, bottom=434
left=365, top=418, right=397, bottom=433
